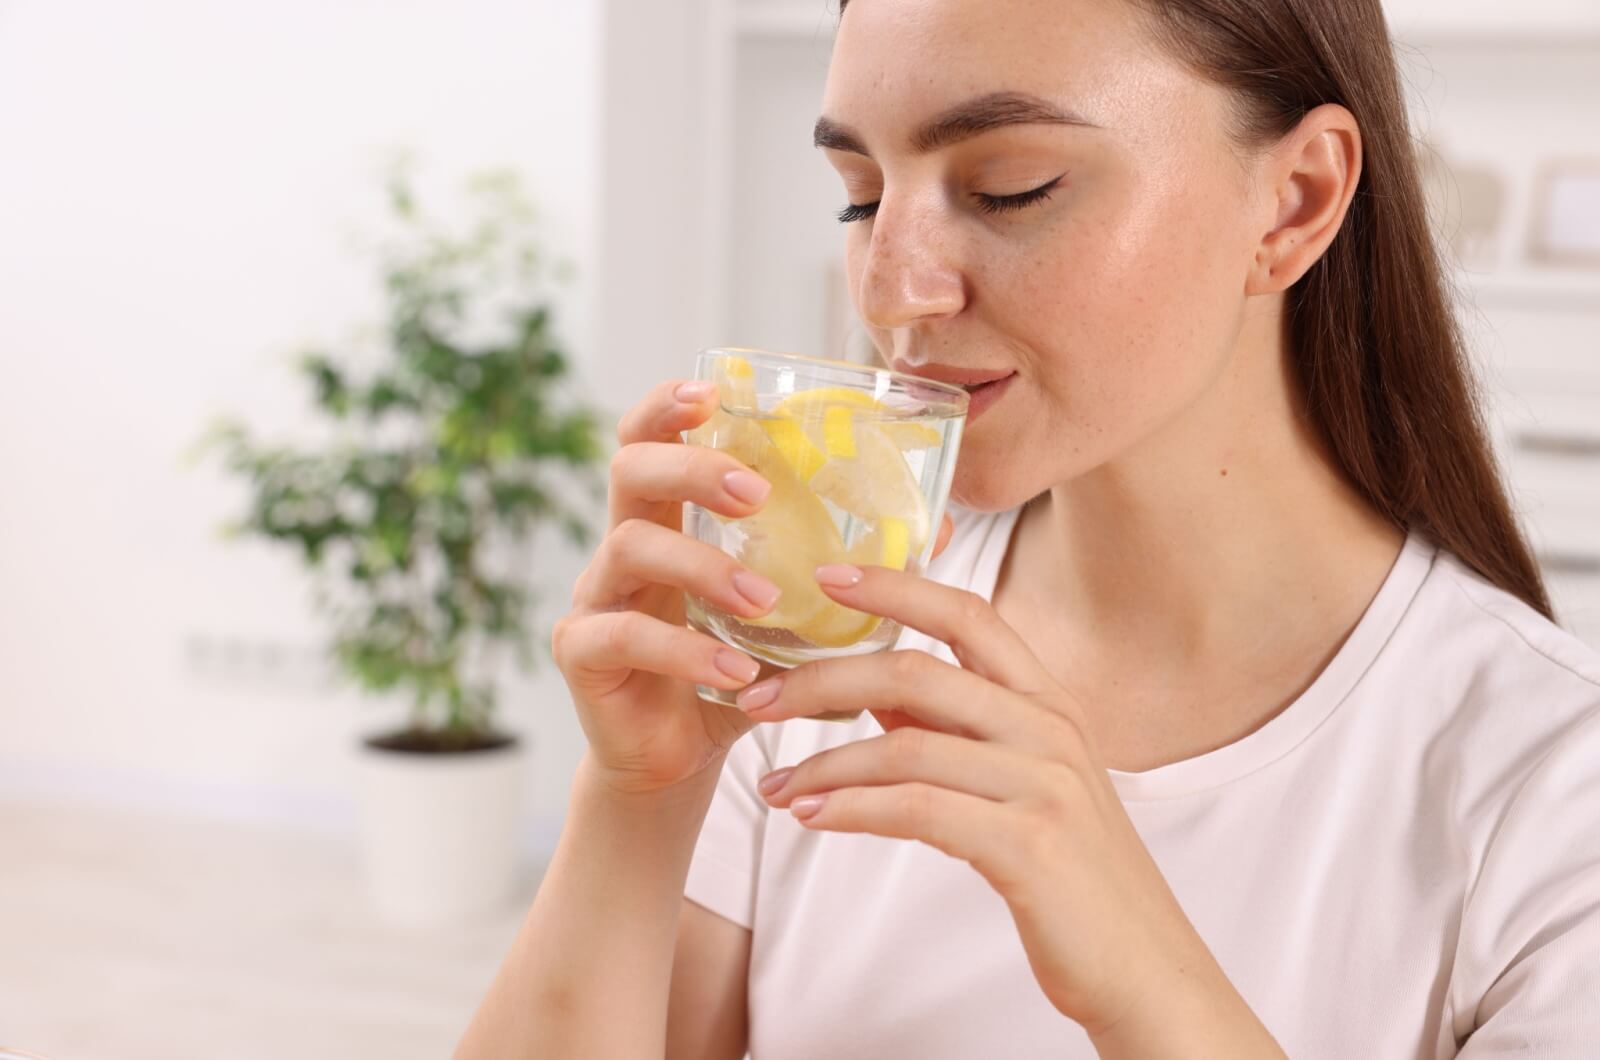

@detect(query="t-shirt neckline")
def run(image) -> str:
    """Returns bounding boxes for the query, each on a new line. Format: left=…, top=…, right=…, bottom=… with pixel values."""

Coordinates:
left=968, top=508, right=1436, bottom=801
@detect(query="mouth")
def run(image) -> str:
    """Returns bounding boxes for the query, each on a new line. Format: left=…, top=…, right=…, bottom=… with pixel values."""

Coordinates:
left=887, top=360, right=1016, bottom=421
left=892, top=361, right=1015, bottom=389
left=958, top=373, right=1016, bottom=422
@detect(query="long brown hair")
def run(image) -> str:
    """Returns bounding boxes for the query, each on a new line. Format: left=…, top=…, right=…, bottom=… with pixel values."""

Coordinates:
left=838, top=0, right=1554, bottom=619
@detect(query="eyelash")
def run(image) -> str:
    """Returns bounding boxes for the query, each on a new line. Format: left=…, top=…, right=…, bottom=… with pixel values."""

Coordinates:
left=834, top=175, right=1064, bottom=225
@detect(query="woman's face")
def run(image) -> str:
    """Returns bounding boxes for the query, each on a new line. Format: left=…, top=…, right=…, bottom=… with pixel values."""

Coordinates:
left=822, top=0, right=1271, bottom=510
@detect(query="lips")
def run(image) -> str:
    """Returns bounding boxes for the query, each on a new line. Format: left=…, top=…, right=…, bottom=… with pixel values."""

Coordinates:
left=962, top=373, right=1014, bottom=422
left=889, top=360, right=1016, bottom=422
left=893, top=362, right=1015, bottom=388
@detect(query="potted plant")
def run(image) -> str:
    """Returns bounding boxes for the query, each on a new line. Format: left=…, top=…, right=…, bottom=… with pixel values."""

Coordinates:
left=202, top=167, right=604, bottom=924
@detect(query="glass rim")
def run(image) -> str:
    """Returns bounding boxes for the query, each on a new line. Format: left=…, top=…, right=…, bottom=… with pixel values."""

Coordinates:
left=698, top=346, right=971, bottom=403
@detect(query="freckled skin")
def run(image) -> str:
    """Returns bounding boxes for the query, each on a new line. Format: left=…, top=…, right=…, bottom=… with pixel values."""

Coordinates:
left=822, top=0, right=1273, bottom=511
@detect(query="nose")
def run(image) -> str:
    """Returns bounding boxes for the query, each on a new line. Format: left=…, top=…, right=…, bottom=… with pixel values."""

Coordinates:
left=854, top=194, right=966, bottom=332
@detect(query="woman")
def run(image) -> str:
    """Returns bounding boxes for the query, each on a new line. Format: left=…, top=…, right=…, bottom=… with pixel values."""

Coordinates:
left=459, top=0, right=1600, bottom=1056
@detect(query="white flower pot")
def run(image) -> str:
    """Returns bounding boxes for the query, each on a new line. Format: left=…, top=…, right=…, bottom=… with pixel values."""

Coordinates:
left=354, top=735, right=527, bottom=926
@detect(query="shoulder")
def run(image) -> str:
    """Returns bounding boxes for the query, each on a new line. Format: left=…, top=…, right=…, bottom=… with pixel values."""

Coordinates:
left=1391, top=541, right=1600, bottom=827
left=1425, top=556, right=1600, bottom=1027
left=1420, top=545, right=1600, bottom=709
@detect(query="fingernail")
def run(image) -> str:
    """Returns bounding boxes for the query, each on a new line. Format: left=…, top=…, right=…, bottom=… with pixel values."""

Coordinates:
left=675, top=380, right=715, bottom=403
left=757, top=767, right=795, bottom=796
left=724, top=469, right=771, bottom=505
left=814, top=564, right=863, bottom=587
left=736, top=678, right=781, bottom=712
left=713, top=649, right=761, bottom=685
left=732, top=570, right=782, bottom=611
left=790, top=794, right=827, bottom=820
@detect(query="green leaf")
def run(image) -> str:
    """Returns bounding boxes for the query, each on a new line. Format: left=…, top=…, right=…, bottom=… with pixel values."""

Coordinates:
left=204, top=165, right=610, bottom=736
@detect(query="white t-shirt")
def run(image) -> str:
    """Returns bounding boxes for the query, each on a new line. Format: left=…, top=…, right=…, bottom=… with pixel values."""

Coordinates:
left=683, top=505, right=1600, bottom=1058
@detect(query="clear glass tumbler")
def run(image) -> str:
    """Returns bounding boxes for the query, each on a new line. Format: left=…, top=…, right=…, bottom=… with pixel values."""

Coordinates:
left=682, top=348, right=967, bottom=714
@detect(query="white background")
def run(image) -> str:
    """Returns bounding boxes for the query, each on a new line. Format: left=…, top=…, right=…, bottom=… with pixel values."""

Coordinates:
left=0, top=0, right=603, bottom=844
left=1, top=0, right=1597, bottom=871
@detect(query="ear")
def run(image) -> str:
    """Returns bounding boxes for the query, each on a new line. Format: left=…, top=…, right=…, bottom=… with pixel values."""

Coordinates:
left=1246, top=103, right=1363, bottom=295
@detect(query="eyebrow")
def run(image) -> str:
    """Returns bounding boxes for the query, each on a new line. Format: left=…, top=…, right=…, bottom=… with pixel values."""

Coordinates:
left=813, top=91, right=1098, bottom=157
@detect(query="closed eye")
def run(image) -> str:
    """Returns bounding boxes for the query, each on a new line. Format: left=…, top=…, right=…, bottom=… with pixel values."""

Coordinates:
left=835, top=174, right=1065, bottom=224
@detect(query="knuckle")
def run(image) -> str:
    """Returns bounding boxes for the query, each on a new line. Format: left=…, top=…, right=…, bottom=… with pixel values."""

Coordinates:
left=611, top=516, right=654, bottom=552
left=569, top=568, right=593, bottom=607
left=1016, top=812, right=1059, bottom=863
left=608, top=444, right=632, bottom=483
left=1045, top=712, right=1090, bottom=765
left=887, top=726, right=929, bottom=769
left=1036, top=761, right=1085, bottom=818
left=550, top=615, right=572, bottom=665
left=674, top=442, right=709, bottom=484
left=786, top=658, right=828, bottom=700
left=597, top=611, right=637, bottom=658
left=955, top=590, right=992, bottom=628
left=887, top=649, right=926, bottom=686
left=903, top=783, right=936, bottom=835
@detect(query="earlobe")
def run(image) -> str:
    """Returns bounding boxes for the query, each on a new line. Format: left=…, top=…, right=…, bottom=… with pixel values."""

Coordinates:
left=1245, top=104, right=1362, bottom=296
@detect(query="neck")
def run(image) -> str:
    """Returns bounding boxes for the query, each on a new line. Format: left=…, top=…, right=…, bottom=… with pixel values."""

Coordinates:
left=1000, top=302, right=1404, bottom=769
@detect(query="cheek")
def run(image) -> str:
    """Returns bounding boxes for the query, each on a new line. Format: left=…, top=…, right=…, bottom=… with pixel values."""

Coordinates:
left=1009, top=166, right=1252, bottom=450
left=944, top=166, right=1253, bottom=507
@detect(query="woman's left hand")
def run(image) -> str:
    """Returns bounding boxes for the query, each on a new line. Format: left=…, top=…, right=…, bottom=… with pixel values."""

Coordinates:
left=735, top=561, right=1275, bottom=1051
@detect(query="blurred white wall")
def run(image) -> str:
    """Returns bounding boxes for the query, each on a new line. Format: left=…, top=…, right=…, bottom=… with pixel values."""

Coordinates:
left=1, top=0, right=1596, bottom=856
left=0, top=0, right=603, bottom=842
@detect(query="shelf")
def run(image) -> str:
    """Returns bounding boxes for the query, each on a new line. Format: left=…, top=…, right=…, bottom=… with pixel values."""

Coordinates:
left=1458, top=272, right=1600, bottom=312
left=735, top=4, right=838, bottom=39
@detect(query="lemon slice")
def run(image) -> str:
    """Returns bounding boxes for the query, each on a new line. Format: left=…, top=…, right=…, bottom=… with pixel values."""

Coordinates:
left=693, top=373, right=934, bottom=651
left=808, top=423, right=929, bottom=544
left=879, top=420, right=942, bottom=449
left=735, top=446, right=846, bottom=633
left=843, top=515, right=914, bottom=570
left=822, top=405, right=857, bottom=458
left=732, top=444, right=892, bottom=648
left=770, top=386, right=883, bottom=416
left=760, top=417, right=827, bottom=481
left=686, top=356, right=768, bottom=477
left=772, top=387, right=942, bottom=451
left=766, top=387, right=930, bottom=539
left=782, top=516, right=917, bottom=648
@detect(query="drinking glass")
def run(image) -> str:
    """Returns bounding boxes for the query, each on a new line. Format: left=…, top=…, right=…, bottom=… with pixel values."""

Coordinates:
left=682, top=348, right=967, bottom=714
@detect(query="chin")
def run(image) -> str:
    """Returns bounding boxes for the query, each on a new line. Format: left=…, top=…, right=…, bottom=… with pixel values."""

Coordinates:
left=948, top=455, right=1038, bottom=513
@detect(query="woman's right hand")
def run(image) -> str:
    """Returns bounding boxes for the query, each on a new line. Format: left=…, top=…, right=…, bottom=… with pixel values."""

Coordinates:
left=551, top=379, right=780, bottom=797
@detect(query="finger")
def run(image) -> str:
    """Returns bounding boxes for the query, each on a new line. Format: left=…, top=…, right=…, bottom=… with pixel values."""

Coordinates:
left=552, top=609, right=761, bottom=696
left=930, top=512, right=955, bottom=560
left=782, top=781, right=1014, bottom=869
left=738, top=649, right=1057, bottom=749
left=615, top=378, right=719, bottom=447
left=609, top=440, right=770, bottom=531
left=574, top=517, right=781, bottom=619
left=810, top=563, right=1051, bottom=695
left=760, top=727, right=1043, bottom=808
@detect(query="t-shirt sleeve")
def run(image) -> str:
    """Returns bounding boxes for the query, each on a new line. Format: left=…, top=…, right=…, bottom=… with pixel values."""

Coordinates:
left=682, top=726, right=777, bottom=930
left=1452, top=706, right=1600, bottom=1057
